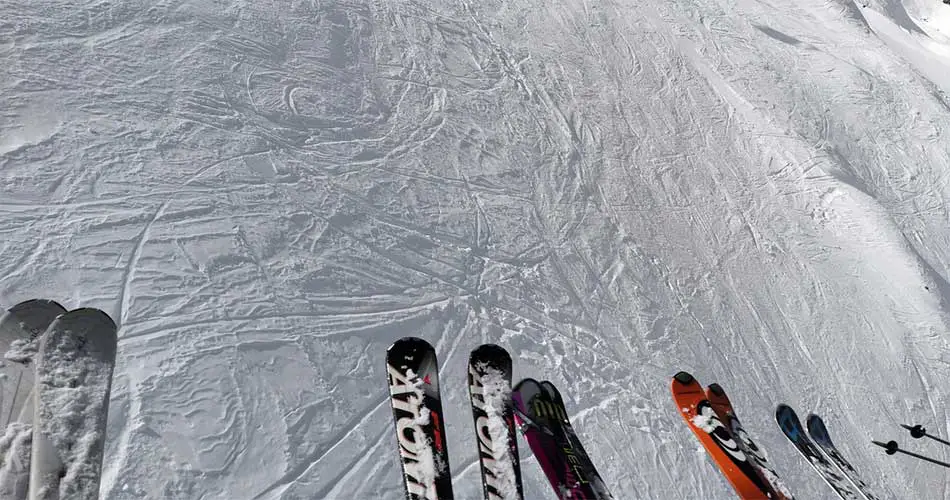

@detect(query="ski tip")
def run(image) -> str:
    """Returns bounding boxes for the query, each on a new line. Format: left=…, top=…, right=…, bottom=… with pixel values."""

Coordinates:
left=387, top=336, right=433, bottom=351
left=512, top=377, right=543, bottom=392
left=8, top=299, right=66, bottom=316
left=5, top=299, right=68, bottom=336
left=469, top=343, right=510, bottom=360
left=707, top=383, right=725, bottom=396
left=539, top=380, right=565, bottom=403
left=672, top=371, right=694, bottom=385
left=61, top=308, right=118, bottom=332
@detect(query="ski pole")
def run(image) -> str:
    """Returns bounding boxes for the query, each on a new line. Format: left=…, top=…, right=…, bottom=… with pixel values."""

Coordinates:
left=872, top=440, right=950, bottom=468
left=901, top=424, right=950, bottom=448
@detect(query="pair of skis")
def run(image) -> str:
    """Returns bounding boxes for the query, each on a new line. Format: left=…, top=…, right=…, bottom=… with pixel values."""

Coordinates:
left=0, top=299, right=119, bottom=500
left=385, top=338, right=520, bottom=500
left=671, top=371, right=791, bottom=499
left=385, top=338, right=612, bottom=499
left=775, top=405, right=880, bottom=500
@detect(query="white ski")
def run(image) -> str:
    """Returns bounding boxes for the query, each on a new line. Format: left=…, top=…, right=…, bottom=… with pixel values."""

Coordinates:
left=28, top=308, right=117, bottom=500
left=0, top=300, right=66, bottom=428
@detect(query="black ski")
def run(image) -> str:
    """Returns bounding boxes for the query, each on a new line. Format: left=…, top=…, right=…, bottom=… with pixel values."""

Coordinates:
left=538, top=380, right=612, bottom=499
left=806, top=414, right=881, bottom=500
left=467, top=345, right=522, bottom=500
left=775, top=405, right=859, bottom=500
left=386, top=337, right=453, bottom=500
left=512, top=378, right=612, bottom=499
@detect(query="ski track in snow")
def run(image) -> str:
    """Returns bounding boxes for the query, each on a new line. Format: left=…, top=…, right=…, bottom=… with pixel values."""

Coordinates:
left=2, top=0, right=950, bottom=497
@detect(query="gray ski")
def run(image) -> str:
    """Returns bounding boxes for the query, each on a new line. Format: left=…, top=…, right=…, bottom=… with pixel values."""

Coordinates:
left=28, top=308, right=117, bottom=500
left=776, top=405, right=859, bottom=500
left=0, top=300, right=66, bottom=428
left=807, top=414, right=882, bottom=500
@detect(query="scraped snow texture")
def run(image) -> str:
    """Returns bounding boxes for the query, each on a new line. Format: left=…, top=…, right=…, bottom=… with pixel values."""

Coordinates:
left=2, top=0, right=950, bottom=497
left=0, top=422, right=32, bottom=499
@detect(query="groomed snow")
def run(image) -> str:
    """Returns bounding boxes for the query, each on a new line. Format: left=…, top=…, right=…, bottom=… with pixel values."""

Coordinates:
left=3, top=0, right=950, bottom=497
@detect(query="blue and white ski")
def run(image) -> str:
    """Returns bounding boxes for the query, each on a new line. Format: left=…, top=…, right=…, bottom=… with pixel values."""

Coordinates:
left=807, top=414, right=881, bottom=500
left=775, top=405, right=859, bottom=500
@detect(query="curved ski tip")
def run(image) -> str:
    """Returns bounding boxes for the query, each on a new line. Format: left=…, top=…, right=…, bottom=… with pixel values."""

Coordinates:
left=55, top=308, right=118, bottom=336
left=387, top=336, right=432, bottom=351
left=6, top=299, right=68, bottom=336
left=470, top=343, right=505, bottom=353
left=8, top=299, right=66, bottom=317
left=672, top=371, right=694, bottom=385
left=707, top=383, right=725, bottom=396
left=512, top=377, right=542, bottom=390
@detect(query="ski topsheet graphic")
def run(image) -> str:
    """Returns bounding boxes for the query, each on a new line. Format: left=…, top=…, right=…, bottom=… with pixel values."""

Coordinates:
left=29, top=308, right=118, bottom=500
left=775, top=405, right=860, bottom=500
left=512, top=378, right=611, bottom=500
left=0, top=299, right=66, bottom=428
left=538, top=381, right=613, bottom=499
left=386, top=337, right=453, bottom=500
left=671, top=372, right=777, bottom=499
left=467, top=345, right=522, bottom=500
left=705, top=383, right=793, bottom=499
left=806, top=414, right=881, bottom=500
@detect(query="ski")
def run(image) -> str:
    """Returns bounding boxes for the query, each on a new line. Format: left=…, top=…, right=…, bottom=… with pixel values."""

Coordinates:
left=806, top=414, right=880, bottom=500
left=467, top=344, right=522, bottom=500
left=0, top=299, right=66, bottom=500
left=705, top=383, right=793, bottom=499
left=671, top=372, right=776, bottom=499
left=29, top=308, right=118, bottom=500
left=538, top=381, right=613, bottom=499
left=775, top=405, right=859, bottom=500
left=0, top=299, right=66, bottom=428
left=511, top=378, right=610, bottom=499
left=386, top=337, right=453, bottom=500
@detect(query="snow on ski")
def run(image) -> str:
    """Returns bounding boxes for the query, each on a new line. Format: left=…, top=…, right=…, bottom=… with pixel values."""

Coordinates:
left=29, top=308, right=118, bottom=500
left=807, top=414, right=881, bottom=500
left=705, top=383, right=793, bottom=500
left=0, top=299, right=66, bottom=428
left=467, top=344, right=523, bottom=500
left=538, top=381, right=613, bottom=499
left=775, top=405, right=860, bottom=500
left=512, top=378, right=609, bottom=500
left=386, top=337, right=453, bottom=500
left=0, top=299, right=66, bottom=500
left=671, top=372, right=777, bottom=499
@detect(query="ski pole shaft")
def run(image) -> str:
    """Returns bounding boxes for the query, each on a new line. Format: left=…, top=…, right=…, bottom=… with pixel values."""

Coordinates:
left=901, top=424, right=950, bottom=448
left=873, top=440, right=950, bottom=468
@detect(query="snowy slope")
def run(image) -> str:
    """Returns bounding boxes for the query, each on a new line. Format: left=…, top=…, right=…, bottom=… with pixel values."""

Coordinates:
left=3, top=0, right=950, bottom=497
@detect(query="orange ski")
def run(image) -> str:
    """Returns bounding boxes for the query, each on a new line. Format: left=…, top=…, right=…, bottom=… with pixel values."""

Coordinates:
left=671, top=372, right=776, bottom=499
left=706, top=384, right=793, bottom=500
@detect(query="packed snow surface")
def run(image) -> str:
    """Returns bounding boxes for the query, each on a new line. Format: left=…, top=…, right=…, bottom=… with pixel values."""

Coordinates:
left=3, top=0, right=950, bottom=497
